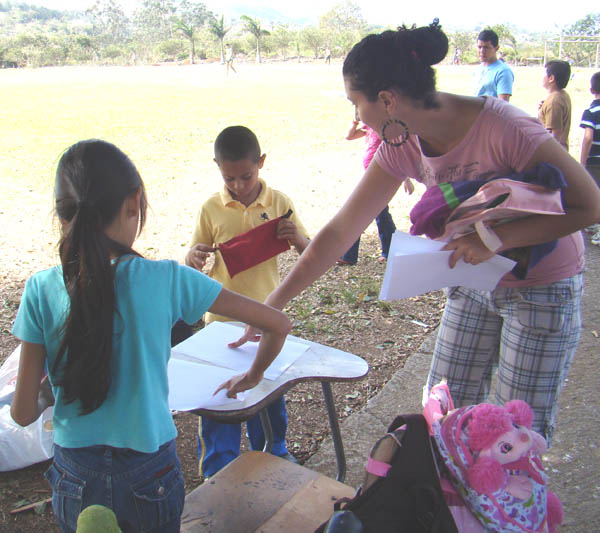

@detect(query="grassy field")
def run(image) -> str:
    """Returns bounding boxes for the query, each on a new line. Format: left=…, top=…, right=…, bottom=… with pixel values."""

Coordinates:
left=0, top=62, right=595, bottom=276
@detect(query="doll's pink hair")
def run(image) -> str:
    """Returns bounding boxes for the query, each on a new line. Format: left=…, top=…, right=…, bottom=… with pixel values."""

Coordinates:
left=468, top=400, right=534, bottom=452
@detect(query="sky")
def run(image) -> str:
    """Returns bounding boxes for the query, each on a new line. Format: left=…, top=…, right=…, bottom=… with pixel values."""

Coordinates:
left=29, top=0, right=595, bottom=33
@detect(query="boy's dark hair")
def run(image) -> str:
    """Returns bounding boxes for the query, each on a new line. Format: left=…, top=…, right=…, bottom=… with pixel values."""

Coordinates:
left=591, top=72, right=600, bottom=94
left=477, top=29, right=498, bottom=47
left=214, top=126, right=261, bottom=162
left=546, top=60, right=571, bottom=89
left=54, top=139, right=147, bottom=415
left=343, top=20, right=448, bottom=109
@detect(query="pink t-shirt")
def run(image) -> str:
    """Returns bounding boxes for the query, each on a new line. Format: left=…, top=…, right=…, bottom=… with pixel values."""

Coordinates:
left=374, top=97, right=584, bottom=288
left=363, top=126, right=382, bottom=169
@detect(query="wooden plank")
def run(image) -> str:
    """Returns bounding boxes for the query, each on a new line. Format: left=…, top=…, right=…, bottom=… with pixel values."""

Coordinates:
left=181, top=452, right=321, bottom=532
left=257, top=475, right=355, bottom=532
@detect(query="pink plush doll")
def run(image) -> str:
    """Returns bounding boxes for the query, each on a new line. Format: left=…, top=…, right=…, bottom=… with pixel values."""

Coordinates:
left=466, top=400, right=563, bottom=532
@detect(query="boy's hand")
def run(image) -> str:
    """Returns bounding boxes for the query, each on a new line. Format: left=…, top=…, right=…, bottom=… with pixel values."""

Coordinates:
left=277, top=219, right=310, bottom=254
left=277, top=218, right=309, bottom=254
left=277, top=219, right=299, bottom=245
left=185, top=243, right=214, bottom=271
left=403, top=178, right=415, bottom=195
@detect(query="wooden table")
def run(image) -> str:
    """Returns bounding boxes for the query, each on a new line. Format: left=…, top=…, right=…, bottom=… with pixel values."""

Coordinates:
left=173, top=325, right=369, bottom=482
left=181, top=451, right=356, bottom=532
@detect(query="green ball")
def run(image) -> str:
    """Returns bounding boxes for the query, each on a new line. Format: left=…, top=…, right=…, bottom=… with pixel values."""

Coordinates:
left=76, top=505, right=121, bottom=533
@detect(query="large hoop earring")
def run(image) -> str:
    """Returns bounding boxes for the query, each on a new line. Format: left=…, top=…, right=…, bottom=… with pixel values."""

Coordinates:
left=381, top=119, right=410, bottom=147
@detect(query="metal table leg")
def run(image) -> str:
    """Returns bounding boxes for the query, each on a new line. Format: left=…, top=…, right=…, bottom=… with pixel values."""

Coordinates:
left=321, top=382, right=346, bottom=482
left=258, top=407, right=274, bottom=453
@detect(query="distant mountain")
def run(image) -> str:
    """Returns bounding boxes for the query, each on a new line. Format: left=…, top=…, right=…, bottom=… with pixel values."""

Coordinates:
left=213, top=4, right=317, bottom=28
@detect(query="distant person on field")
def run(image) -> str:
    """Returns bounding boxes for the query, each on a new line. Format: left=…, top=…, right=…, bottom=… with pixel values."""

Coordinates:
left=580, top=72, right=600, bottom=187
left=538, top=60, right=572, bottom=152
left=580, top=71, right=600, bottom=242
left=453, top=47, right=460, bottom=65
left=325, top=47, right=331, bottom=65
left=338, top=113, right=413, bottom=265
left=185, top=126, right=310, bottom=478
left=474, top=29, right=513, bottom=101
left=225, top=43, right=236, bottom=74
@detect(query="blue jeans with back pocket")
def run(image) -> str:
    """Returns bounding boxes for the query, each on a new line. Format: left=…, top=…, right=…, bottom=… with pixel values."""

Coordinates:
left=45, top=439, right=184, bottom=533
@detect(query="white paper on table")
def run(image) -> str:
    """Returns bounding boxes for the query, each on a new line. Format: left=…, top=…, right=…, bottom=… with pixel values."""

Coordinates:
left=379, top=231, right=516, bottom=301
left=171, top=321, right=309, bottom=381
left=167, top=358, right=247, bottom=411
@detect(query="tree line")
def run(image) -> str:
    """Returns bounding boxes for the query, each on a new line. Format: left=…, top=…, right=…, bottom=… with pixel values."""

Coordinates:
left=0, top=1, right=598, bottom=68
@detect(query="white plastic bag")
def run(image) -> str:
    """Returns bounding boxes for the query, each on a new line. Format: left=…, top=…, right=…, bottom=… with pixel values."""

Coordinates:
left=0, top=345, right=54, bottom=471
left=0, top=344, right=21, bottom=404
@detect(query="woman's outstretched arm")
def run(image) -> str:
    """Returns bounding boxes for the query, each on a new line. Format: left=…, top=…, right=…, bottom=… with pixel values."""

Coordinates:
left=266, top=162, right=402, bottom=311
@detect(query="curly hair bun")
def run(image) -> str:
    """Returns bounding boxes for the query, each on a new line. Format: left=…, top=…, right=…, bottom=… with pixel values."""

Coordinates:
left=396, top=18, right=448, bottom=66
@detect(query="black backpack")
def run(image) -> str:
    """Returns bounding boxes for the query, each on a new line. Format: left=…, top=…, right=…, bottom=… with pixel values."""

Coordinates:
left=316, top=414, right=457, bottom=533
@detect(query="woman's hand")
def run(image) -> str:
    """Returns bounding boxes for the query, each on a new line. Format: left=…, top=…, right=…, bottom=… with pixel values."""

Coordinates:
left=442, top=232, right=496, bottom=268
left=228, top=325, right=261, bottom=348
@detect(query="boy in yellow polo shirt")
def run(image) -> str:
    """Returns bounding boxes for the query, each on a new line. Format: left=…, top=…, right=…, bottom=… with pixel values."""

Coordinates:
left=185, top=125, right=309, bottom=477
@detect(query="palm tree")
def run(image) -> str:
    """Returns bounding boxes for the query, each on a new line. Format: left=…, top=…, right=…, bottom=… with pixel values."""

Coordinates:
left=208, top=14, right=229, bottom=64
left=176, top=20, right=196, bottom=64
left=240, top=14, right=269, bottom=64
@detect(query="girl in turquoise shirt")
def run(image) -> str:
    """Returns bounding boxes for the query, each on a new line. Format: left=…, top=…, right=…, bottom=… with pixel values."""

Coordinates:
left=10, top=139, right=291, bottom=532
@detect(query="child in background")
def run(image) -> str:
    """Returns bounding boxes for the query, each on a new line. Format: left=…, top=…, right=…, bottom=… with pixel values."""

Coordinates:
left=185, top=125, right=309, bottom=478
left=580, top=71, right=600, bottom=243
left=10, top=139, right=291, bottom=532
left=338, top=115, right=413, bottom=265
left=538, top=60, right=572, bottom=151
left=225, top=43, right=236, bottom=75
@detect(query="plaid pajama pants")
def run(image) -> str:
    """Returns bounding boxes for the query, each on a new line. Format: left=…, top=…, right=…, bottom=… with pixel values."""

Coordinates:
left=426, top=273, right=583, bottom=444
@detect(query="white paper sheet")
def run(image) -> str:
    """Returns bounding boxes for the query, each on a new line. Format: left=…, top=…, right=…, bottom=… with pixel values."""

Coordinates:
left=167, top=358, right=247, bottom=411
left=379, top=231, right=516, bottom=300
left=171, top=321, right=310, bottom=381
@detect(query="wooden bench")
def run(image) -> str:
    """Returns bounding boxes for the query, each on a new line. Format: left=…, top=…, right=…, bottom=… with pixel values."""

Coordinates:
left=181, top=451, right=356, bottom=532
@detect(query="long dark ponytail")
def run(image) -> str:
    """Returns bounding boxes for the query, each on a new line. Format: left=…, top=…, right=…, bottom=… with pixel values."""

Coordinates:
left=343, top=19, right=449, bottom=109
left=54, top=140, right=147, bottom=415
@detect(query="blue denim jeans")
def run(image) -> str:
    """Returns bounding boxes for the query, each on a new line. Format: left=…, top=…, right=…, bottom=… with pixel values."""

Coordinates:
left=341, top=205, right=396, bottom=264
left=45, top=439, right=184, bottom=533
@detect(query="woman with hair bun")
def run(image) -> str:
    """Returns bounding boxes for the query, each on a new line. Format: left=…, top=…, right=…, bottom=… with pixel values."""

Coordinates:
left=232, top=21, right=600, bottom=444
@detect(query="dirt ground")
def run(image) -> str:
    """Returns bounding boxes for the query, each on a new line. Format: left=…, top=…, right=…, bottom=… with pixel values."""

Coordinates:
left=0, top=235, right=444, bottom=532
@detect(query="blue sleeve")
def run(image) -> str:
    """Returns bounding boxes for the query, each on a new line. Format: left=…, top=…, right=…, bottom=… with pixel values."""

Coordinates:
left=172, top=263, right=222, bottom=325
left=580, top=108, right=593, bottom=128
left=12, top=276, right=45, bottom=345
left=496, top=66, right=514, bottom=96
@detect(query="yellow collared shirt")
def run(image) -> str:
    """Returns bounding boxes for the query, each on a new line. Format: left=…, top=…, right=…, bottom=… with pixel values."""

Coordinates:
left=191, top=178, right=308, bottom=322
